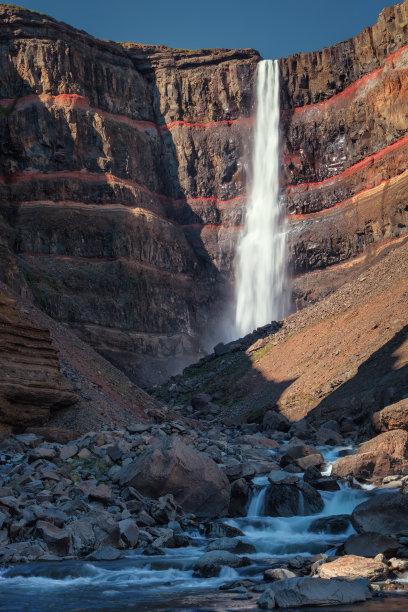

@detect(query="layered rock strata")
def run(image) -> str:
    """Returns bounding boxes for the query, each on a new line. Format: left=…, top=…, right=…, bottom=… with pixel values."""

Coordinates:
left=0, top=3, right=407, bottom=384
left=0, top=288, right=77, bottom=428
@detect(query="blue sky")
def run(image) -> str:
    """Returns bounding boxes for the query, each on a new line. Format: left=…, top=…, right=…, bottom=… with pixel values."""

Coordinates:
left=9, top=0, right=397, bottom=58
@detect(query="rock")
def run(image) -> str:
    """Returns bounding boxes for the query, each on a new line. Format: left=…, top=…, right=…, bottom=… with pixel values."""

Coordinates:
left=315, top=427, right=344, bottom=446
left=118, top=437, right=230, bottom=518
left=343, top=532, right=400, bottom=558
left=67, top=519, right=95, bottom=555
left=259, top=577, right=371, bottom=609
left=303, top=465, right=321, bottom=483
left=191, top=393, right=212, bottom=411
left=28, top=447, right=56, bottom=462
left=233, top=435, right=279, bottom=450
left=119, top=519, right=139, bottom=548
left=87, top=510, right=121, bottom=548
left=26, top=427, right=79, bottom=444
left=265, top=482, right=323, bottom=517
left=332, top=430, right=408, bottom=483
left=268, top=471, right=300, bottom=485
left=60, top=445, right=78, bottom=460
left=207, top=538, right=256, bottom=555
left=318, top=554, right=388, bottom=581
left=308, top=514, right=351, bottom=535
left=314, top=478, right=341, bottom=492
left=258, top=588, right=276, bottom=609
left=35, top=520, right=72, bottom=556
left=352, top=492, right=408, bottom=535
left=86, top=546, right=124, bottom=561
left=263, top=410, right=290, bottom=433
left=321, top=420, right=341, bottom=432
left=194, top=550, right=250, bottom=578
left=88, top=484, right=113, bottom=504
left=372, top=399, right=408, bottom=432
left=228, top=478, right=249, bottom=517
left=264, top=568, right=297, bottom=581
left=389, top=557, right=408, bottom=572
left=280, top=445, right=324, bottom=471
left=206, top=522, right=245, bottom=539
left=0, top=541, right=46, bottom=563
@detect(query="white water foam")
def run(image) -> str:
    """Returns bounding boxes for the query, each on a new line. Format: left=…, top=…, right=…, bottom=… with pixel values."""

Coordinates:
left=235, top=59, right=288, bottom=336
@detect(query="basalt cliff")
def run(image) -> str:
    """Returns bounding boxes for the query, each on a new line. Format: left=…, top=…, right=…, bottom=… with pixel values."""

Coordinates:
left=0, top=2, right=407, bottom=394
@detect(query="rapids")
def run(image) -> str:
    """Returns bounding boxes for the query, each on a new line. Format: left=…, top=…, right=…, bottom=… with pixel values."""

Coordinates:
left=1, top=445, right=400, bottom=611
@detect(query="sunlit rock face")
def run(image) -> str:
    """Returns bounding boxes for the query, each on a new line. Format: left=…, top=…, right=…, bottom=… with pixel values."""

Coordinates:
left=0, top=3, right=408, bottom=384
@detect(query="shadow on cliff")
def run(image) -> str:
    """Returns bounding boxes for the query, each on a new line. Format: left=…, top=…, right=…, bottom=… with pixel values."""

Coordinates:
left=137, top=57, right=229, bottom=354
left=306, top=323, right=408, bottom=427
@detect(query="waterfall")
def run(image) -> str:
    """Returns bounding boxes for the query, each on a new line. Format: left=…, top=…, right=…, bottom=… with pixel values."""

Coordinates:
left=235, top=59, right=288, bottom=337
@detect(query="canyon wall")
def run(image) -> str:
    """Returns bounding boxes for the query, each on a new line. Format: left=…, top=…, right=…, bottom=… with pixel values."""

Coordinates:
left=0, top=3, right=407, bottom=385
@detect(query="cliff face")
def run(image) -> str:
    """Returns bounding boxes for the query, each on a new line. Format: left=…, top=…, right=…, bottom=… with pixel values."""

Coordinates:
left=0, top=6, right=258, bottom=384
left=0, top=3, right=407, bottom=385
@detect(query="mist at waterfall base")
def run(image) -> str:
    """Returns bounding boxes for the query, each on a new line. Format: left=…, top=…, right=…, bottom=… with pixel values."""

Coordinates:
left=234, top=59, right=289, bottom=339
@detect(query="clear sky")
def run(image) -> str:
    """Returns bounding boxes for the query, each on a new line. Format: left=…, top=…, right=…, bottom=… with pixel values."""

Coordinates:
left=6, top=0, right=399, bottom=58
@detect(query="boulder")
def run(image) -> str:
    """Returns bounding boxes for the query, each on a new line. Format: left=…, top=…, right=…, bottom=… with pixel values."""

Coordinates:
left=372, top=399, right=408, bottom=432
left=193, top=550, right=250, bottom=578
left=343, top=532, right=400, bottom=558
left=280, top=445, right=324, bottom=471
left=264, top=568, right=297, bottom=581
left=207, top=537, right=256, bottom=555
left=318, top=554, right=388, bottom=581
left=206, top=522, right=244, bottom=539
left=262, top=410, right=290, bottom=433
left=60, top=445, right=78, bottom=460
left=268, top=471, right=299, bottom=485
left=265, top=482, right=323, bottom=517
left=332, top=430, right=408, bottom=483
left=35, top=520, right=72, bottom=556
left=308, top=514, right=351, bottom=535
left=259, top=577, right=371, bottom=609
left=119, top=519, right=139, bottom=548
left=67, top=519, right=95, bottom=555
left=352, top=492, right=408, bottom=535
left=315, top=427, right=344, bottom=446
left=118, top=437, right=230, bottom=518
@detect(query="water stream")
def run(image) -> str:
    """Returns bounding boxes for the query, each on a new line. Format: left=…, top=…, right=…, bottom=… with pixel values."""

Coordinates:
left=235, top=59, right=288, bottom=337
left=0, top=445, right=394, bottom=611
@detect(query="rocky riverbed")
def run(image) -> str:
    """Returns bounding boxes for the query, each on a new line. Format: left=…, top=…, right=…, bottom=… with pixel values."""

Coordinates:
left=1, top=402, right=408, bottom=611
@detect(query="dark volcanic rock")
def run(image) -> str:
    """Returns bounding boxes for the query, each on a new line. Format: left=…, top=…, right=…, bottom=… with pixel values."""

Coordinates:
left=265, top=482, right=323, bottom=517
left=343, top=532, right=400, bottom=558
left=118, top=437, right=230, bottom=517
left=352, top=493, right=408, bottom=536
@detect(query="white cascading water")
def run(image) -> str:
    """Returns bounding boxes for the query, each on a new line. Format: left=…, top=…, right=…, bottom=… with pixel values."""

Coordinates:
left=235, top=59, right=288, bottom=337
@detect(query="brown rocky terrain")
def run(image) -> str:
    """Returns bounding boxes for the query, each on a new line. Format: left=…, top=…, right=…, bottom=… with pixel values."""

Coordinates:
left=0, top=280, right=162, bottom=433
left=0, top=2, right=407, bottom=386
left=158, top=236, right=408, bottom=430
